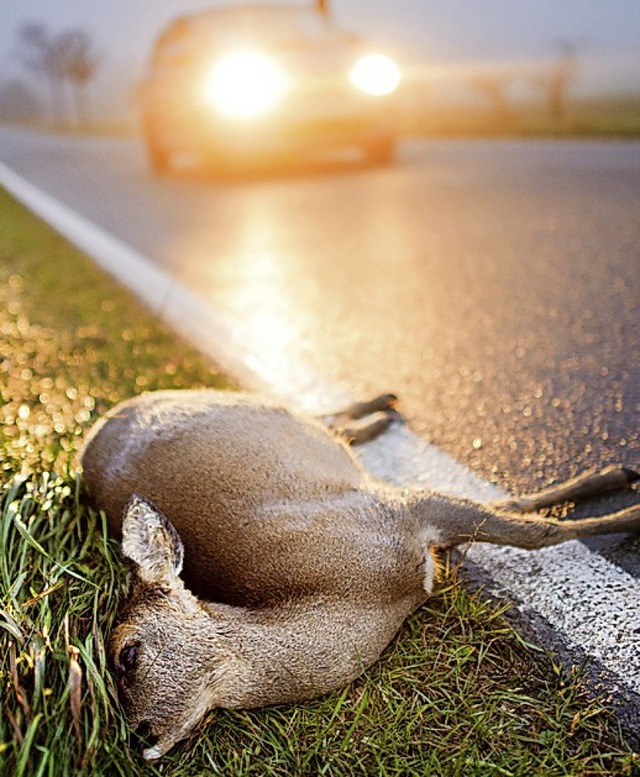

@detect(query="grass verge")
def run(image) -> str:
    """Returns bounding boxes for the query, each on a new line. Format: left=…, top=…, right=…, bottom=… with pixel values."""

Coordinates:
left=405, top=96, right=640, bottom=139
left=1, top=186, right=638, bottom=776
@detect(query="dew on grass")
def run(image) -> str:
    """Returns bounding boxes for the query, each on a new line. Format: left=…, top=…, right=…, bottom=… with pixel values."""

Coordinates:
left=0, top=248, right=228, bottom=475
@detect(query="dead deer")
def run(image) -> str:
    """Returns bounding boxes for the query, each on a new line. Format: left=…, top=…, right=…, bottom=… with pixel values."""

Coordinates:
left=81, top=389, right=640, bottom=760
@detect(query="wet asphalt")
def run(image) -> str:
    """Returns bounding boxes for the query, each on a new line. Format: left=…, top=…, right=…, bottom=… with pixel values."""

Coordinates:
left=1, top=129, right=638, bottom=499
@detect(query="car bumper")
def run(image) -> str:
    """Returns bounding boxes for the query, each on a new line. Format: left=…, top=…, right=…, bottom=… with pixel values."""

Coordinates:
left=147, top=90, right=399, bottom=160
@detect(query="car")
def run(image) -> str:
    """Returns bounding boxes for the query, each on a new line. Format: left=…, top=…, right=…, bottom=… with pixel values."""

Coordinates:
left=139, top=2, right=402, bottom=173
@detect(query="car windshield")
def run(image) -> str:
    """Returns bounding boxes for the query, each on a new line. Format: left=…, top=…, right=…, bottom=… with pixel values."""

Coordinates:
left=196, top=7, right=337, bottom=47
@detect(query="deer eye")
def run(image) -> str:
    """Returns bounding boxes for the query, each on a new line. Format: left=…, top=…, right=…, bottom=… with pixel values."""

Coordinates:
left=115, top=644, right=139, bottom=690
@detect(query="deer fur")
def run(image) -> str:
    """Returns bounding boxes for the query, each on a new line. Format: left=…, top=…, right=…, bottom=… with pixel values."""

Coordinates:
left=81, top=389, right=640, bottom=760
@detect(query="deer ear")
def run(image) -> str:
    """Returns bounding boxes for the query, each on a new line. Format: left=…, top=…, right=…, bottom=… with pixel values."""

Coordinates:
left=121, top=497, right=184, bottom=586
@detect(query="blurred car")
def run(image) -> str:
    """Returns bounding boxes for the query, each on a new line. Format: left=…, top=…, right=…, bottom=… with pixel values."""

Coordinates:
left=139, top=2, right=402, bottom=172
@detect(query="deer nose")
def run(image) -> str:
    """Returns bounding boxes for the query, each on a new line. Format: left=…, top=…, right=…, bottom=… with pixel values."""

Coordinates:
left=133, top=720, right=159, bottom=750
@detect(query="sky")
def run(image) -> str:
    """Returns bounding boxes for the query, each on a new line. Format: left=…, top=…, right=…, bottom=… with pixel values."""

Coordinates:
left=1, top=0, right=639, bottom=118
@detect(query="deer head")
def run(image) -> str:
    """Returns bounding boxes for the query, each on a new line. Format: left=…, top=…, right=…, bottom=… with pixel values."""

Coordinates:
left=109, top=498, right=237, bottom=760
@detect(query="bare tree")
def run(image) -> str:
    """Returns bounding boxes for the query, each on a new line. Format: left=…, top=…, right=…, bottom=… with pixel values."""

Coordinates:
left=528, top=42, right=578, bottom=123
left=56, top=29, right=102, bottom=128
left=466, top=72, right=513, bottom=126
left=15, top=22, right=67, bottom=125
left=15, top=23, right=102, bottom=129
left=0, top=79, right=42, bottom=122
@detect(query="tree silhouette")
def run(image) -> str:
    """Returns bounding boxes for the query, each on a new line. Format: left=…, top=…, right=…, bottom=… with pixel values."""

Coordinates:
left=15, top=23, right=102, bottom=128
left=466, top=72, right=513, bottom=126
left=15, top=23, right=66, bottom=125
left=57, top=29, right=102, bottom=127
left=0, top=80, right=42, bottom=122
left=528, top=42, right=579, bottom=123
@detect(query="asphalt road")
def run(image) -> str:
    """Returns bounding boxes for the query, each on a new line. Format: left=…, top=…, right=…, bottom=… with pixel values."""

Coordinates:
left=2, top=127, right=638, bottom=492
left=2, top=126, right=640, bottom=726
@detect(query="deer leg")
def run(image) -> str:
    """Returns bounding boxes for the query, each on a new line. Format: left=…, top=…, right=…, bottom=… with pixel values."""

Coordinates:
left=335, top=412, right=396, bottom=445
left=323, top=393, right=398, bottom=423
left=478, top=503, right=640, bottom=549
left=491, top=466, right=639, bottom=514
left=423, top=493, right=640, bottom=551
left=321, top=394, right=400, bottom=445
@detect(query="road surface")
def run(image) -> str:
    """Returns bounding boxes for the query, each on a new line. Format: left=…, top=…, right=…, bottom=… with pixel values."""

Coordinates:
left=1, top=126, right=639, bottom=733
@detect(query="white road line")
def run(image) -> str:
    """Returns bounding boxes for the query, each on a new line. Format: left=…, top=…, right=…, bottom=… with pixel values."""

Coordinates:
left=2, top=160, right=639, bottom=704
left=471, top=542, right=640, bottom=673
left=0, top=159, right=350, bottom=411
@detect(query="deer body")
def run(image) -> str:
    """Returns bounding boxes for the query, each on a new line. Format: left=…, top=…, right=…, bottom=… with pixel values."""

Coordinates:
left=81, top=389, right=640, bottom=759
left=82, top=390, right=432, bottom=606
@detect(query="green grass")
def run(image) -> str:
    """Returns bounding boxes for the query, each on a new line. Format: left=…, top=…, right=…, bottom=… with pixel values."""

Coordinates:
left=1, top=186, right=639, bottom=776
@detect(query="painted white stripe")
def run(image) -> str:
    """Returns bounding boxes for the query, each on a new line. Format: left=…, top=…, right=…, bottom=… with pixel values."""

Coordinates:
left=1, top=160, right=638, bottom=698
left=0, top=162, right=173, bottom=307
left=470, top=542, right=640, bottom=675
left=0, top=160, right=295, bottom=396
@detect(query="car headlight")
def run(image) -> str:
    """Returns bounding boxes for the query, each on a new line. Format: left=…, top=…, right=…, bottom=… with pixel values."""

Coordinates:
left=349, top=53, right=401, bottom=96
left=203, top=49, right=290, bottom=119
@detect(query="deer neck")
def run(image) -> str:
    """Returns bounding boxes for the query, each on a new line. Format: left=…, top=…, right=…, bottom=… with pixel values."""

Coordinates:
left=202, top=598, right=388, bottom=709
